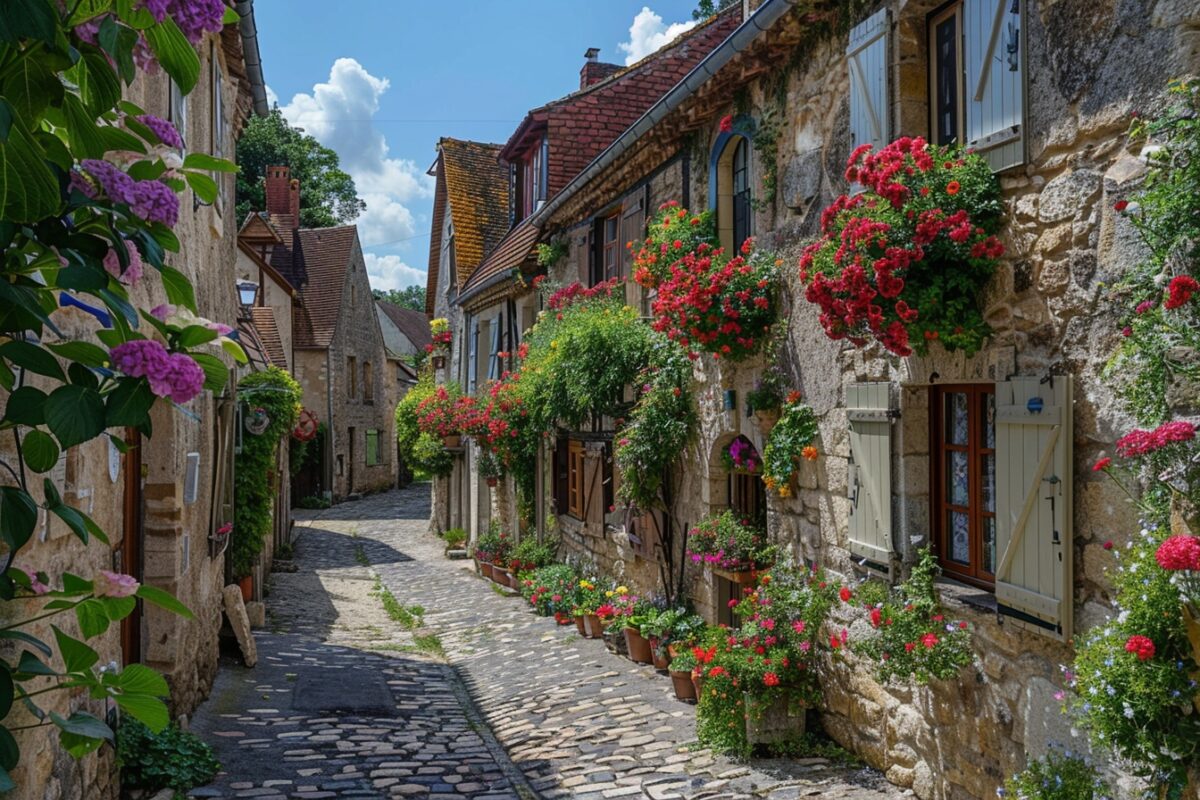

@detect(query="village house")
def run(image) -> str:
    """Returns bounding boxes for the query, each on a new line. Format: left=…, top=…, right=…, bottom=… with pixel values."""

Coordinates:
left=259, top=169, right=397, bottom=501
left=431, top=8, right=745, bottom=541
left=492, top=0, right=1200, bottom=797
left=376, top=300, right=429, bottom=483
left=1, top=8, right=269, bottom=799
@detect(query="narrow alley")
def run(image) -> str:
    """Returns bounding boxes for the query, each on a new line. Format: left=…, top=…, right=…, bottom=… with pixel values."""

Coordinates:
left=189, top=485, right=902, bottom=800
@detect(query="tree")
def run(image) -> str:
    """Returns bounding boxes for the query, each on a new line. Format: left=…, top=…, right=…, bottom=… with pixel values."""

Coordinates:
left=692, top=0, right=737, bottom=20
left=372, top=286, right=426, bottom=311
left=235, top=109, right=365, bottom=228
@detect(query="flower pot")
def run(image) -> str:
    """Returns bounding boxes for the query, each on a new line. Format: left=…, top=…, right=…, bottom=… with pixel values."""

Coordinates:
left=670, top=670, right=697, bottom=702
left=507, top=569, right=522, bottom=590
left=649, top=637, right=669, bottom=671
left=753, top=409, right=780, bottom=435
left=442, top=434, right=461, bottom=449
left=238, top=575, right=253, bottom=603
left=712, top=565, right=766, bottom=585
left=493, top=566, right=512, bottom=587
left=743, top=690, right=807, bottom=747
left=479, top=561, right=494, bottom=580
left=574, top=615, right=587, bottom=636
left=584, top=614, right=607, bottom=639
left=624, top=627, right=654, bottom=664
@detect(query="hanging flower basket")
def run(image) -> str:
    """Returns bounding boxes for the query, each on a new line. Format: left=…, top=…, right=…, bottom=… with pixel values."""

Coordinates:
left=292, top=408, right=318, bottom=441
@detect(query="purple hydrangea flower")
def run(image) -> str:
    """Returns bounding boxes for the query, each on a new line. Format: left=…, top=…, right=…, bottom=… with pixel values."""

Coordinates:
left=136, top=114, right=183, bottom=149
left=111, top=340, right=204, bottom=404
left=81, top=159, right=136, bottom=205
left=130, top=180, right=180, bottom=227
left=150, top=304, right=175, bottom=321
left=68, top=170, right=98, bottom=200
left=111, top=339, right=170, bottom=380
left=138, top=0, right=171, bottom=21
left=169, top=0, right=226, bottom=42
left=103, top=240, right=144, bottom=287
left=154, top=352, right=205, bottom=403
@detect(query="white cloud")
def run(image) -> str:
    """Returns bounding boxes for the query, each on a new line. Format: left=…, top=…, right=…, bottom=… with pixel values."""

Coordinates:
left=264, top=84, right=278, bottom=108
left=364, top=253, right=426, bottom=292
left=617, top=7, right=696, bottom=65
left=279, top=58, right=433, bottom=248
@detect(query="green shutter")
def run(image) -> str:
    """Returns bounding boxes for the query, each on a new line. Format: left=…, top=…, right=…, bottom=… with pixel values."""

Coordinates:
left=994, top=376, right=1073, bottom=640
left=847, top=382, right=894, bottom=576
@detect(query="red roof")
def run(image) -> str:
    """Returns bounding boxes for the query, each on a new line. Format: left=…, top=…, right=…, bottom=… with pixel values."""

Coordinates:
left=268, top=220, right=360, bottom=349
left=461, top=218, right=540, bottom=297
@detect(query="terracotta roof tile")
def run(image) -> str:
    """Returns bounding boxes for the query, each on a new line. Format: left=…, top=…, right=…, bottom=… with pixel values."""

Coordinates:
left=461, top=218, right=540, bottom=297
left=376, top=301, right=432, bottom=351
left=266, top=221, right=359, bottom=349
left=439, top=138, right=510, bottom=285
left=249, top=307, right=288, bottom=368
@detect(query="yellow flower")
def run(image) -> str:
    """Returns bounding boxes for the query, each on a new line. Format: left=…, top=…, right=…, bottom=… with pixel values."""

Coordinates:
left=778, top=485, right=792, bottom=498
left=616, top=586, right=628, bottom=594
left=604, top=590, right=614, bottom=598
left=550, top=341, right=558, bottom=350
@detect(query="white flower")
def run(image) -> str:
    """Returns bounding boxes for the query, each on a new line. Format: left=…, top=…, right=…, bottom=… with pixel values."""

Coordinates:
left=1139, top=144, right=1165, bottom=162
left=1123, top=703, right=1135, bottom=719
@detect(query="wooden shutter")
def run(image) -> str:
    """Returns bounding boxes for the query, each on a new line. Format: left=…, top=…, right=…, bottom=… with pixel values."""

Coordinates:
left=619, top=194, right=645, bottom=280
left=553, top=436, right=569, bottom=514
left=468, top=317, right=478, bottom=393
left=847, top=382, right=893, bottom=575
left=487, top=315, right=501, bottom=381
left=847, top=9, right=889, bottom=153
left=994, top=375, right=1073, bottom=640
left=963, top=0, right=1024, bottom=171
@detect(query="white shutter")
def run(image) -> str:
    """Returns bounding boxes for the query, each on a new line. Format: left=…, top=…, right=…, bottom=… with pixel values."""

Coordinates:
left=994, top=376, right=1073, bottom=640
left=963, top=0, right=1024, bottom=171
left=847, top=382, right=893, bottom=575
left=847, top=9, right=889, bottom=153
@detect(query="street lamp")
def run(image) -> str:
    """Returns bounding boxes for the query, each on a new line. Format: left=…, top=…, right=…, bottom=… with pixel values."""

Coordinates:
left=237, top=280, right=259, bottom=307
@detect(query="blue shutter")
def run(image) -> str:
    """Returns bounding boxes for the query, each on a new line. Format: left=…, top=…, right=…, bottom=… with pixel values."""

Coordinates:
left=487, top=316, right=501, bottom=381
left=468, top=317, right=478, bottom=393
left=847, top=9, right=889, bottom=153
left=963, top=0, right=1024, bottom=171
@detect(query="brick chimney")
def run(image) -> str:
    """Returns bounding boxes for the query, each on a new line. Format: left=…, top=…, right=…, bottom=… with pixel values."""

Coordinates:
left=264, top=165, right=300, bottom=227
left=579, top=47, right=621, bottom=89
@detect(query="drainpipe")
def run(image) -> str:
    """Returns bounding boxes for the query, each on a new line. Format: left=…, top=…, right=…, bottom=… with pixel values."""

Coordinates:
left=235, top=0, right=269, bottom=117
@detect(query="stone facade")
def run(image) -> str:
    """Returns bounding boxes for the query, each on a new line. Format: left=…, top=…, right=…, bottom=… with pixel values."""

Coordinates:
left=527, top=1, right=1200, bottom=798
left=1, top=27, right=259, bottom=800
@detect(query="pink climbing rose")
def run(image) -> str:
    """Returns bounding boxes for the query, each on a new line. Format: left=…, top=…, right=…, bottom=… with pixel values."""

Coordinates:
left=93, top=570, right=140, bottom=598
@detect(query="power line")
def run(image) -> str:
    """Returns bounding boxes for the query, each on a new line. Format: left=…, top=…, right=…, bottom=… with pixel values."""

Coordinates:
left=361, top=231, right=432, bottom=248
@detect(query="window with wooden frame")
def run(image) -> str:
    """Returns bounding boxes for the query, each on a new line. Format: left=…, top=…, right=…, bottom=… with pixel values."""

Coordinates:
left=602, top=212, right=620, bottom=282
left=931, top=384, right=996, bottom=588
left=729, top=470, right=766, bottom=529
left=715, top=136, right=752, bottom=253
left=928, top=4, right=962, bottom=147
left=566, top=439, right=585, bottom=519
left=168, top=78, right=187, bottom=151
left=347, top=356, right=357, bottom=399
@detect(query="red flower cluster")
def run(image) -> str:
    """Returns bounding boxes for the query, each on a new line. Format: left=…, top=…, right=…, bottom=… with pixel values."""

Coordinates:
left=416, top=386, right=464, bottom=438
left=1154, top=535, right=1200, bottom=571
left=1164, top=275, right=1199, bottom=309
left=546, top=278, right=620, bottom=311
left=798, top=138, right=1003, bottom=356
left=1114, top=420, right=1196, bottom=458
left=1124, top=634, right=1156, bottom=661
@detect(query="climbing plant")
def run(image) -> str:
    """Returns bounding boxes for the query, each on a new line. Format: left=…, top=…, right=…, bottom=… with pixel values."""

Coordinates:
left=394, top=373, right=454, bottom=477
left=0, top=0, right=241, bottom=789
left=232, top=368, right=302, bottom=579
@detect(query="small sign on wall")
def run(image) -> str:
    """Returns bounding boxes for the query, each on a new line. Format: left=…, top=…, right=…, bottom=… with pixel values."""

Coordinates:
left=184, top=452, right=200, bottom=505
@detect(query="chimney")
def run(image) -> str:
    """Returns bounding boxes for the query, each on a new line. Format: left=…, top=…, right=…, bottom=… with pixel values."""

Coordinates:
left=579, top=47, right=621, bottom=89
left=264, top=165, right=300, bottom=228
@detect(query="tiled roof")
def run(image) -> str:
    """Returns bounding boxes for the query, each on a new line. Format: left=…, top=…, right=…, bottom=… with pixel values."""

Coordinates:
left=439, top=138, right=510, bottom=286
left=425, top=175, right=446, bottom=316
left=267, top=220, right=359, bottom=349
left=460, top=218, right=540, bottom=301
left=499, top=8, right=741, bottom=197
left=249, top=307, right=288, bottom=369
left=376, top=301, right=432, bottom=351
left=236, top=316, right=270, bottom=371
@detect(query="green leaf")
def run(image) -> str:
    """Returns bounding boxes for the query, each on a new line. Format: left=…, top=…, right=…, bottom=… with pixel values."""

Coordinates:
left=68, top=0, right=115, bottom=26
left=0, top=487, right=37, bottom=551
left=49, top=503, right=108, bottom=546
left=21, top=430, right=59, bottom=473
left=15, top=650, right=56, bottom=677
left=176, top=324, right=218, bottom=348
left=221, top=338, right=247, bottom=365
left=62, top=93, right=108, bottom=160
left=222, top=5, right=240, bottom=23
left=0, top=55, right=63, bottom=122
left=0, top=725, right=17, bottom=772
left=105, top=379, right=155, bottom=428
left=114, top=692, right=169, bottom=732
left=0, top=340, right=66, bottom=382
left=99, top=17, right=139, bottom=83
left=0, top=99, right=61, bottom=222
left=3, top=385, right=48, bottom=426
left=185, top=170, right=218, bottom=204
left=137, top=584, right=194, bottom=619
left=160, top=265, right=196, bottom=311
left=96, top=595, right=135, bottom=623
left=113, top=663, right=168, bottom=696
left=45, top=341, right=110, bottom=367
left=45, top=384, right=106, bottom=449
left=95, top=124, right=146, bottom=154
left=0, top=666, right=11, bottom=719
left=143, top=18, right=199, bottom=94
left=61, top=573, right=92, bottom=595
left=0, top=630, right=52, bottom=658
left=67, top=362, right=99, bottom=391
left=98, top=287, right=140, bottom=328
left=182, top=152, right=239, bottom=173
left=0, top=0, right=57, bottom=43
left=190, top=353, right=228, bottom=393
left=51, top=711, right=114, bottom=742
left=52, top=626, right=99, bottom=674
left=0, top=765, right=14, bottom=792
left=73, top=47, right=123, bottom=115
left=59, top=728, right=106, bottom=758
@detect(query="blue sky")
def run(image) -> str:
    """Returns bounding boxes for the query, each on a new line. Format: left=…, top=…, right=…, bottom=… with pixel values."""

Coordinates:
left=254, top=0, right=700, bottom=291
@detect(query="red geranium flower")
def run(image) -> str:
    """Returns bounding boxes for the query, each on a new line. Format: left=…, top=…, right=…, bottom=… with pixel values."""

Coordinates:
left=1155, top=535, right=1200, bottom=571
left=946, top=180, right=961, bottom=195
left=719, top=114, right=733, bottom=133
left=839, top=586, right=853, bottom=602
left=1124, top=634, right=1155, bottom=661
left=921, top=633, right=939, bottom=649
left=1165, top=275, right=1199, bottom=309
left=1092, top=457, right=1111, bottom=472
left=763, top=672, right=780, bottom=687
left=1114, top=200, right=1129, bottom=212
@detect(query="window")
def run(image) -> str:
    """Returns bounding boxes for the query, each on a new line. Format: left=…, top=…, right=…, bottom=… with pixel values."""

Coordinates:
left=732, top=139, right=751, bottom=251
left=847, top=9, right=889, bottom=153
left=730, top=471, right=765, bottom=529
left=365, top=429, right=380, bottom=466
left=169, top=79, right=187, bottom=151
left=347, top=356, right=357, bottom=399
left=926, top=0, right=1025, bottom=171
left=714, top=135, right=752, bottom=254
left=211, top=47, right=225, bottom=208
left=567, top=440, right=585, bottom=519
left=362, top=361, right=373, bottom=404
left=602, top=213, right=620, bottom=282
left=931, top=384, right=996, bottom=588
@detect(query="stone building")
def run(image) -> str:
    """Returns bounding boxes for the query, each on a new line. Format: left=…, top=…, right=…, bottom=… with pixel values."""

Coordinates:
left=432, top=0, right=1200, bottom=797
left=259, top=170, right=396, bottom=500
left=1, top=9, right=269, bottom=799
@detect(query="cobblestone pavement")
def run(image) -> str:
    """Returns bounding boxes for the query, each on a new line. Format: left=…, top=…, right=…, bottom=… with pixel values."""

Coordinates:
left=192, top=485, right=904, bottom=800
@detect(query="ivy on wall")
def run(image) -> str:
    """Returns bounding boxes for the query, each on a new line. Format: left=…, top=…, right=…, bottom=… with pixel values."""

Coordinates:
left=232, top=367, right=302, bottom=579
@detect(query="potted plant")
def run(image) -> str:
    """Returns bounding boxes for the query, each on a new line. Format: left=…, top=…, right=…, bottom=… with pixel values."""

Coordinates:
left=639, top=608, right=675, bottom=670
left=622, top=601, right=655, bottom=665
left=686, top=511, right=776, bottom=583
left=668, top=649, right=698, bottom=702
left=478, top=449, right=503, bottom=488
left=745, top=369, right=785, bottom=435
left=428, top=317, right=451, bottom=369
left=720, top=436, right=760, bottom=474
left=761, top=391, right=819, bottom=498
left=442, top=527, right=467, bottom=557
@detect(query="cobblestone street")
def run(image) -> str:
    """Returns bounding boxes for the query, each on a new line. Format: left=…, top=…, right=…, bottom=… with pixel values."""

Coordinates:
left=191, top=486, right=903, bottom=800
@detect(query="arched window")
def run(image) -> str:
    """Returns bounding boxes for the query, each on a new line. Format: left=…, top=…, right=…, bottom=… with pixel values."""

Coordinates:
left=712, top=133, right=753, bottom=254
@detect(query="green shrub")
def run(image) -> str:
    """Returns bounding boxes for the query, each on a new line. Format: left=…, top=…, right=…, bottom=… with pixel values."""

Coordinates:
left=395, top=374, right=456, bottom=477
left=443, top=528, right=468, bottom=548
left=117, top=718, right=219, bottom=795
left=298, top=495, right=330, bottom=510
left=1002, top=749, right=1112, bottom=800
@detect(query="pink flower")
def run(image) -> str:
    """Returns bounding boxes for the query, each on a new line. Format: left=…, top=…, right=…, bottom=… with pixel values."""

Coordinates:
left=1115, top=420, right=1196, bottom=458
left=719, top=114, right=733, bottom=133
left=791, top=620, right=806, bottom=634
left=1135, top=300, right=1156, bottom=315
left=93, top=570, right=139, bottom=598
left=921, top=632, right=939, bottom=649
left=1102, top=540, right=1113, bottom=550
left=206, top=321, right=234, bottom=336
left=110, top=340, right=205, bottom=404
left=1092, top=457, right=1111, bottom=472
left=103, top=240, right=144, bottom=287
left=1155, top=535, right=1200, bottom=571
left=19, top=567, right=49, bottom=596
left=150, top=304, right=175, bottom=321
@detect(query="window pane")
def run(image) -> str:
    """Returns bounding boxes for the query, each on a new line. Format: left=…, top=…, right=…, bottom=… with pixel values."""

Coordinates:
left=983, top=393, right=995, bottom=449
left=948, top=510, right=970, bottom=565
left=933, top=14, right=958, bottom=145
left=606, top=217, right=618, bottom=241
left=981, top=453, right=995, bottom=512
left=982, top=516, right=996, bottom=574
left=947, top=450, right=969, bottom=506
left=945, top=392, right=968, bottom=445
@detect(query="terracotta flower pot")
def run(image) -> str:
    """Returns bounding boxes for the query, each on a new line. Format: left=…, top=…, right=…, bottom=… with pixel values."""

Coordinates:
left=649, top=637, right=669, bottom=671
left=479, top=561, right=494, bottom=580
left=493, top=566, right=511, bottom=587
left=238, top=575, right=253, bottom=603
left=584, top=614, right=606, bottom=639
left=507, top=569, right=522, bottom=590
left=670, top=670, right=696, bottom=702
left=624, top=627, right=654, bottom=664
left=574, top=615, right=587, bottom=636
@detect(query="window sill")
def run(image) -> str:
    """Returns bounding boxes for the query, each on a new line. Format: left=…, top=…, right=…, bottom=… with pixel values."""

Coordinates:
left=934, top=577, right=997, bottom=615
